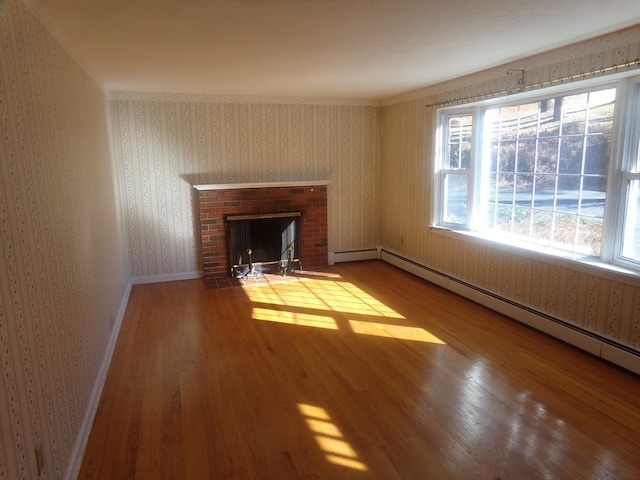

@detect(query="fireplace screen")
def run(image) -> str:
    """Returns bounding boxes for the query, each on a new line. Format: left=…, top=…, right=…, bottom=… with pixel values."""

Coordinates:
left=226, top=212, right=301, bottom=277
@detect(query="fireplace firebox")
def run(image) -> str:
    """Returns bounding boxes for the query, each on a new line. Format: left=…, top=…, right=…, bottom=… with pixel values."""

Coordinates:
left=194, top=181, right=329, bottom=286
left=227, top=212, right=301, bottom=277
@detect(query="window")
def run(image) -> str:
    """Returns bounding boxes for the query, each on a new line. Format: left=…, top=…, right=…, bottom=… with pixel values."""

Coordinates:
left=434, top=73, right=640, bottom=272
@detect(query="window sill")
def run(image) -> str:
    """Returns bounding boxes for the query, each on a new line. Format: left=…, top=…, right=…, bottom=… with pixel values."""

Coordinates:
left=430, top=226, right=640, bottom=287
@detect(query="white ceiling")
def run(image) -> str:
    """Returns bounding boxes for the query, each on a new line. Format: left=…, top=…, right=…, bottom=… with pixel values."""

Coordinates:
left=30, top=0, right=640, bottom=99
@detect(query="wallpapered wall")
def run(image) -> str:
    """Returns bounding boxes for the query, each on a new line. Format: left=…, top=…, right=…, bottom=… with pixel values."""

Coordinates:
left=0, top=1, right=130, bottom=479
left=2, top=0, right=640, bottom=478
left=110, top=96, right=381, bottom=278
left=380, top=26, right=640, bottom=353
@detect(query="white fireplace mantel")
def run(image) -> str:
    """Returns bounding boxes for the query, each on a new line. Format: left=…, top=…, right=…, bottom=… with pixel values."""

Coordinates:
left=193, top=180, right=330, bottom=191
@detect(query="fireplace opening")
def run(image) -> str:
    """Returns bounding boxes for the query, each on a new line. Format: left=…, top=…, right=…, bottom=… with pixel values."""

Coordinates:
left=226, top=212, right=301, bottom=277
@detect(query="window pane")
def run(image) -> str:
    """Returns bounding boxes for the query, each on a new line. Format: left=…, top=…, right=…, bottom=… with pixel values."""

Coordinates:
left=518, top=102, right=540, bottom=139
left=488, top=143, right=498, bottom=173
left=584, top=135, right=609, bottom=174
left=581, top=177, right=607, bottom=218
left=587, top=91, right=616, bottom=135
left=531, top=210, right=553, bottom=243
left=556, top=176, right=580, bottom=212
left=516, top=139, right=536, bottom=172
left=448, top=143, right=460, bottom=167
left=552, top=213, right=578, bottom=246
left=558, top=136, right=584, bottom=174
left=497, top=172, right=515, bottom=194
left=621, top=179, right=640, bottom=262
left=561, top=93, right=587, bottom=136
left=517, top=173, right=534, bottom=189
left=538, top=98, right=560, bottom=137
left=443, top=174, right=468, bottom=224
left=535, top=174, right=556, bottom=196
left=480, top=87, right=615, bottom=255
left=499, top=106, right=519, bottom=126
left=494, top=205, right=514, bottom=232
left=577, top=217, right=603, bottom=256
left=447, top=116, right=472, bottom=169
left=537, top=137, right=558, bottom=173
left=498, top=141, right=516, bottom=172
left=512, top=207, right=532, bottom=237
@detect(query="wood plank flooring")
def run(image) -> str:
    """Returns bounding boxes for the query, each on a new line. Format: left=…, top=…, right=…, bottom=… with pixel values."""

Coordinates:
left=78, top=260, right=640, bottom=479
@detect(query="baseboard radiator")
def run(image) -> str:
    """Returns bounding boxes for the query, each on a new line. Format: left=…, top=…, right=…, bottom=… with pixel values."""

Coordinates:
left=329, top=247, right=381, bottom=265
left=375, top=249, right=640, bottom=375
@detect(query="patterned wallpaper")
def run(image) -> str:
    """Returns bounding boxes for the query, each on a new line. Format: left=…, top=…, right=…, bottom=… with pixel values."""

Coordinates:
left=2, top=1, right=639, bottom=479
left=0, top=1, right=130, bottom=479
left=111, top=98, right=382, bottom=278
left=381, top=25, right=640, bottom=352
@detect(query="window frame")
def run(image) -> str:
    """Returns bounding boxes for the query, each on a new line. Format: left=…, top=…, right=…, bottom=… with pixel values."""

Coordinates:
left=435, top=108, right=477, bottom=229
left=433, top=71, right=640, bottom=276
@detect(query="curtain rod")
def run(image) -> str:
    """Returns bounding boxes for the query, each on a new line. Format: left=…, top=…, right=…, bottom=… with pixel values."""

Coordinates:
left=424, top=58, right=640, bottom=109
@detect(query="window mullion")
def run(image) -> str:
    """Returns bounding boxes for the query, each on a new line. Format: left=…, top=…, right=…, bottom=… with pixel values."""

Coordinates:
left=469, top=106, right=483, bottom=231
left=603, top=79, right=633, bottom=262
left=615, top=80, right=640, bottom=265
left=552, top=101, right=564, bottom=247
left=573, top=97, right=593, bottom=252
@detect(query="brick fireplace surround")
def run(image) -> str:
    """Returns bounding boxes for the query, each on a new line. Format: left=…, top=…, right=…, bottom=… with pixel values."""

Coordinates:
left=194, top=181, right=329, bottom=286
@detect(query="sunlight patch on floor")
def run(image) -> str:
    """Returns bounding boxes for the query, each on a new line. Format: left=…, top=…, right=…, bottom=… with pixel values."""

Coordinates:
left=252, top=307, right=338, bottom=330
left=298, top=403, right=368, bottom=472
left=247, top=275, right=447, bottom=343
left=349, top=320, right=446, bottom=344
left=244, top=276, right=405, bottom=319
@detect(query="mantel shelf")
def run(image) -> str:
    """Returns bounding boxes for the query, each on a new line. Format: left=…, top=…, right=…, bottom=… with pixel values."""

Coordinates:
left=193, top=180, right=330, bottom=191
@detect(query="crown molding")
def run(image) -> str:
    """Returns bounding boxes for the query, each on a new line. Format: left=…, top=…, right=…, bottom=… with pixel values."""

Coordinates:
left=108, top=90, right=382, bottom=107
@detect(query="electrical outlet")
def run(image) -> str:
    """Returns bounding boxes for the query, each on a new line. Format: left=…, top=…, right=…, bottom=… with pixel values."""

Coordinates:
left=35, top=443, right=44, bottom=476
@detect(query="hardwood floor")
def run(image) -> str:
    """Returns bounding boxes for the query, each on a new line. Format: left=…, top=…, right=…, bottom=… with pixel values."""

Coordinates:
left=78, top=260, right=640, bottom=479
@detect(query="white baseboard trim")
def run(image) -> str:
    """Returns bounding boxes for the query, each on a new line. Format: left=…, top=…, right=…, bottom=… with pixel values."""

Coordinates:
left=329, top=248, right=379, bottom=265
left=132, top=271, right=203, bottom=285
left=65, top=277, right=133, bottom=480
left=380, top=249, right=640, bottom=375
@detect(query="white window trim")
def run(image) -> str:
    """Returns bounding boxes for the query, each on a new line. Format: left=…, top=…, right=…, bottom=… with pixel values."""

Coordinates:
left=432, top=70, right=640, bottom=285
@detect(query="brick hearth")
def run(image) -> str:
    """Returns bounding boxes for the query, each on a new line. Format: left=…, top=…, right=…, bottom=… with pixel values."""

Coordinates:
left=195, top=182, right=329, bottom=284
